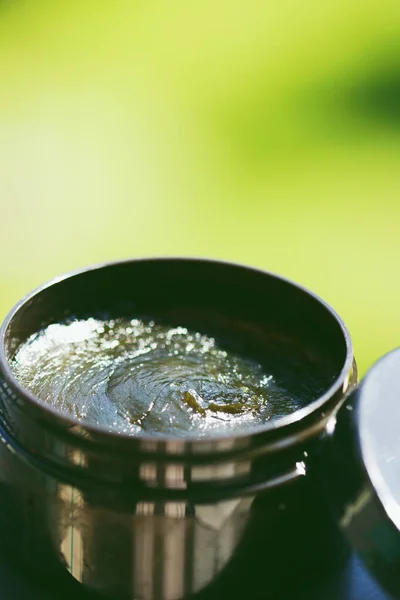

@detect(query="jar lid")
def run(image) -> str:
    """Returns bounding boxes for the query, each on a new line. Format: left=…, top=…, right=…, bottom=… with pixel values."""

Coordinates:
left=333, top=348, right=400, bottom=599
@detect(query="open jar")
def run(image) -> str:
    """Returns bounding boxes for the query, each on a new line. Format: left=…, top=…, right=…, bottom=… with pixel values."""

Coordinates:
left=0, top=258, right=397, bottom=600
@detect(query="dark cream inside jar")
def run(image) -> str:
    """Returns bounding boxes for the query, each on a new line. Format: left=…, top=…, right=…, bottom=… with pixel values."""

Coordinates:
left=5, top=259, right=346, bottom=438
left=10, top=315, right=333, bottom=437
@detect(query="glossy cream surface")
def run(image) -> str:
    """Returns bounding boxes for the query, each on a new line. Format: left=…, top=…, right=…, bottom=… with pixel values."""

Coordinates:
left=11, top=317, right=312, bottom=437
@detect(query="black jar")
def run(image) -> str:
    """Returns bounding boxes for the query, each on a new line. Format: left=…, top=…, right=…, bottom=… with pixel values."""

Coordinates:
left=0, top=258, right=371, bottom=600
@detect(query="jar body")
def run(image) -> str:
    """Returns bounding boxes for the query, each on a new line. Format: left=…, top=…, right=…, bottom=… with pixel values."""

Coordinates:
left=0, top=257, right=357, bottom=599
left=0, top=406, right=353, bottom=600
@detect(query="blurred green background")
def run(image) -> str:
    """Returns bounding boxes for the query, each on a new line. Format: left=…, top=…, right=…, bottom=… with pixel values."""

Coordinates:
left=0, top=0, right=400, bottom=374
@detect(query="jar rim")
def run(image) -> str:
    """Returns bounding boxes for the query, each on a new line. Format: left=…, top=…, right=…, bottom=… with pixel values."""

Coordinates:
left=0, top=256, right=354, bottom=457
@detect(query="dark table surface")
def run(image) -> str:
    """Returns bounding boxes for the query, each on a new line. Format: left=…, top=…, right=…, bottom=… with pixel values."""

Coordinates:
left=0, top=550, right=392, bottom=600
